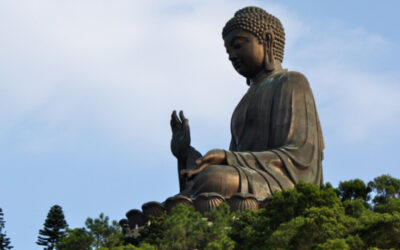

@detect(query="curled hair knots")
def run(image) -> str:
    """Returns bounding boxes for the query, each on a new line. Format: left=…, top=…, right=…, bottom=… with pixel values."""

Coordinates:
left=222, top=6, right=285, bottom=62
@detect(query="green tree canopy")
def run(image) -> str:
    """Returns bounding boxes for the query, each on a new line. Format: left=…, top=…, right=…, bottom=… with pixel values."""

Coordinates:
left=57, top=228, right=94, bottom=250
left=368, top=174, right=400, bottom=206
left=136, top=175, right=400, bottom=250
left=356, top=210, right=400, bottom=249
left=85, top=213, right=123, bottom=249
left=139, top=204, right=235, bottom=250
left=55, top=213, right=123, bottom=249
left=59, top=175, right=400, bottom=250
left=338, top=178, right=371, bottom=202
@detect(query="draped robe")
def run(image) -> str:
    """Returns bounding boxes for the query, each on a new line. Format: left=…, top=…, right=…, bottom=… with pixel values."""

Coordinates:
left=224, top=70, right=324, bottom=199
left=181, top=70, right=324, bottom=200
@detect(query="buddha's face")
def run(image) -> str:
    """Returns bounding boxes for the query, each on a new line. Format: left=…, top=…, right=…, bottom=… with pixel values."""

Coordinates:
left=224, top=29, right=265, bottom=78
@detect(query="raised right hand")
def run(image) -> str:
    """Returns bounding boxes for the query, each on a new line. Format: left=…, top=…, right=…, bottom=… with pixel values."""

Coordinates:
left=170, top=110, right=191, bottom=159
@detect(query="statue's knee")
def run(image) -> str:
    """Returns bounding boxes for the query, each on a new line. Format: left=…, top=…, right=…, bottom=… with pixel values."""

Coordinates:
left=201, top=165, right=239, bottom=185
left=200, top=165, right=229, bottom=179
left=189, top=165, right=240, bottom=196
left=202, top=165, right=222, bottom=174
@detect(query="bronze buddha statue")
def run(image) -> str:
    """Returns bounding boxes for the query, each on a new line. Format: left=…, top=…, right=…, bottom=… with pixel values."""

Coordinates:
left=171, top=6, right=324, bottom=200
left=122, top=7, right=324, bottom=233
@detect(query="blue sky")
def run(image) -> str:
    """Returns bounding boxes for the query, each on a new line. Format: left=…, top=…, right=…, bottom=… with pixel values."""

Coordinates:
left=1, top=0, right=399, bottom=249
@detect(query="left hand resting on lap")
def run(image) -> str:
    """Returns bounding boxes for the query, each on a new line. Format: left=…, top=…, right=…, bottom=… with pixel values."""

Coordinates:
left=180, top=149, right=226, bottom=179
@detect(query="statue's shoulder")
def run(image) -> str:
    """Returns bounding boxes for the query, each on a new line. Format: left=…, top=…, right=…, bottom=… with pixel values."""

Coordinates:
left=277, top=70, right=311, bottom=90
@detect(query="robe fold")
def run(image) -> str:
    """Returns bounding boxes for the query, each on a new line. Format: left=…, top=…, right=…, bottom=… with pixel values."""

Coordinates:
left=224, top=70, right=324, bottom=199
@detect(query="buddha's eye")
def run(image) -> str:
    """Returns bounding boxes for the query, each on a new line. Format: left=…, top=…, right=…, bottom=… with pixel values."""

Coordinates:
left=233, top=43, right=242, bottom=49
left=232, top=40, right=244, bottom=49
left=231, top=37, right=247, bottom=50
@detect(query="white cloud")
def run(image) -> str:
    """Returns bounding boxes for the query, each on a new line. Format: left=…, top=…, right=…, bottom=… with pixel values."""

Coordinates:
left=0, top=0, right=398, bottom=153
left=285, top=21, right=400, bottom=144
left=308, top=65, right=400, bottom=143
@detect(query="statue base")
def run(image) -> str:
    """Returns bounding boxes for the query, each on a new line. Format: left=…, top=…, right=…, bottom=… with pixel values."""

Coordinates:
left=120, top=192, right=265, bottom=239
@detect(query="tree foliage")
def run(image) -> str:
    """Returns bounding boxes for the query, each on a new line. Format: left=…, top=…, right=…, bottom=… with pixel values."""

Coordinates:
left=0, top=208, right=13, bottom=250
left=85, top=213, right=123, bottom=249
left=58, top=174, right=400, bottom=250
left=368, top=174, right=400, bottom=206
left=56, top=213, right=123, bottom=250
left=57, top=228, right=94, bottom=250
left=338, top=178, right=371, bottom=202
left=37, top=205, right=68, bottom=250
left=134, top=175, right=400, bottom=250
left=139, top=204, right=235, bottom=250
left=357, top=211, right=400, bottom=249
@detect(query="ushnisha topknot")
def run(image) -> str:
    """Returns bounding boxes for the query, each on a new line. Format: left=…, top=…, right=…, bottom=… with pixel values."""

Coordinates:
left=222, top=6, right=285, bottom=62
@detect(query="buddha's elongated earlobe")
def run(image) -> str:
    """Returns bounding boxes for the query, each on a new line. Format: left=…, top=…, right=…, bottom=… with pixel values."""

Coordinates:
left=263, top=32, right=275, bottom=72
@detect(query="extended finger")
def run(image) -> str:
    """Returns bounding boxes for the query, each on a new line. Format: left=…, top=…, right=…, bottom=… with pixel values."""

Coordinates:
left=179, top=110, right=186, bottom=122
left=172, top=110, right=180, bottom=124
left=171, top=110, right=182, bottom=131
left=179, top=111, right=189, bottom=129
left=170, top=111, right=177, bottom=132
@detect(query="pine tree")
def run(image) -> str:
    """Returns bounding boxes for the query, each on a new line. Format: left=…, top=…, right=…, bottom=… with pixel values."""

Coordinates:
left=0, top=208, right=13, bottom=250
left=85, top=213, right=123, bottom=249
left=37, top=205, right=68, bottom=250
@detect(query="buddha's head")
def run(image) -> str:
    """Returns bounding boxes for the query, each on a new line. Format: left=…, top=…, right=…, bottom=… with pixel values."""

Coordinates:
left=222, top=7, right=285, bottom=79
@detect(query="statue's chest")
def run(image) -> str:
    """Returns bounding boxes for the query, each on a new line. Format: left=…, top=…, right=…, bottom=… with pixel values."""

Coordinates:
left=231, top=81, right=277, bottom=145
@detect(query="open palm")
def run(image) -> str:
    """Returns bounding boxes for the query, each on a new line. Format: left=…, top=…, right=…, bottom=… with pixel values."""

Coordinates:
left=170, top=110, right=191, bottom=159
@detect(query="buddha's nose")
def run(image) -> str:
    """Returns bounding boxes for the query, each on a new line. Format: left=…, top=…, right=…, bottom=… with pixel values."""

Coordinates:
left=228, top=52, right=237, bottom=61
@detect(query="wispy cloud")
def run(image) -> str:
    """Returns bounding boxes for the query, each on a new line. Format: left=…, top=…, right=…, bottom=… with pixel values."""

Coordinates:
left=1, top=1, right=398, bottom=154
left=285, top=21, right=400, bottom=144
left=0, top=0, right=304, bottom=153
